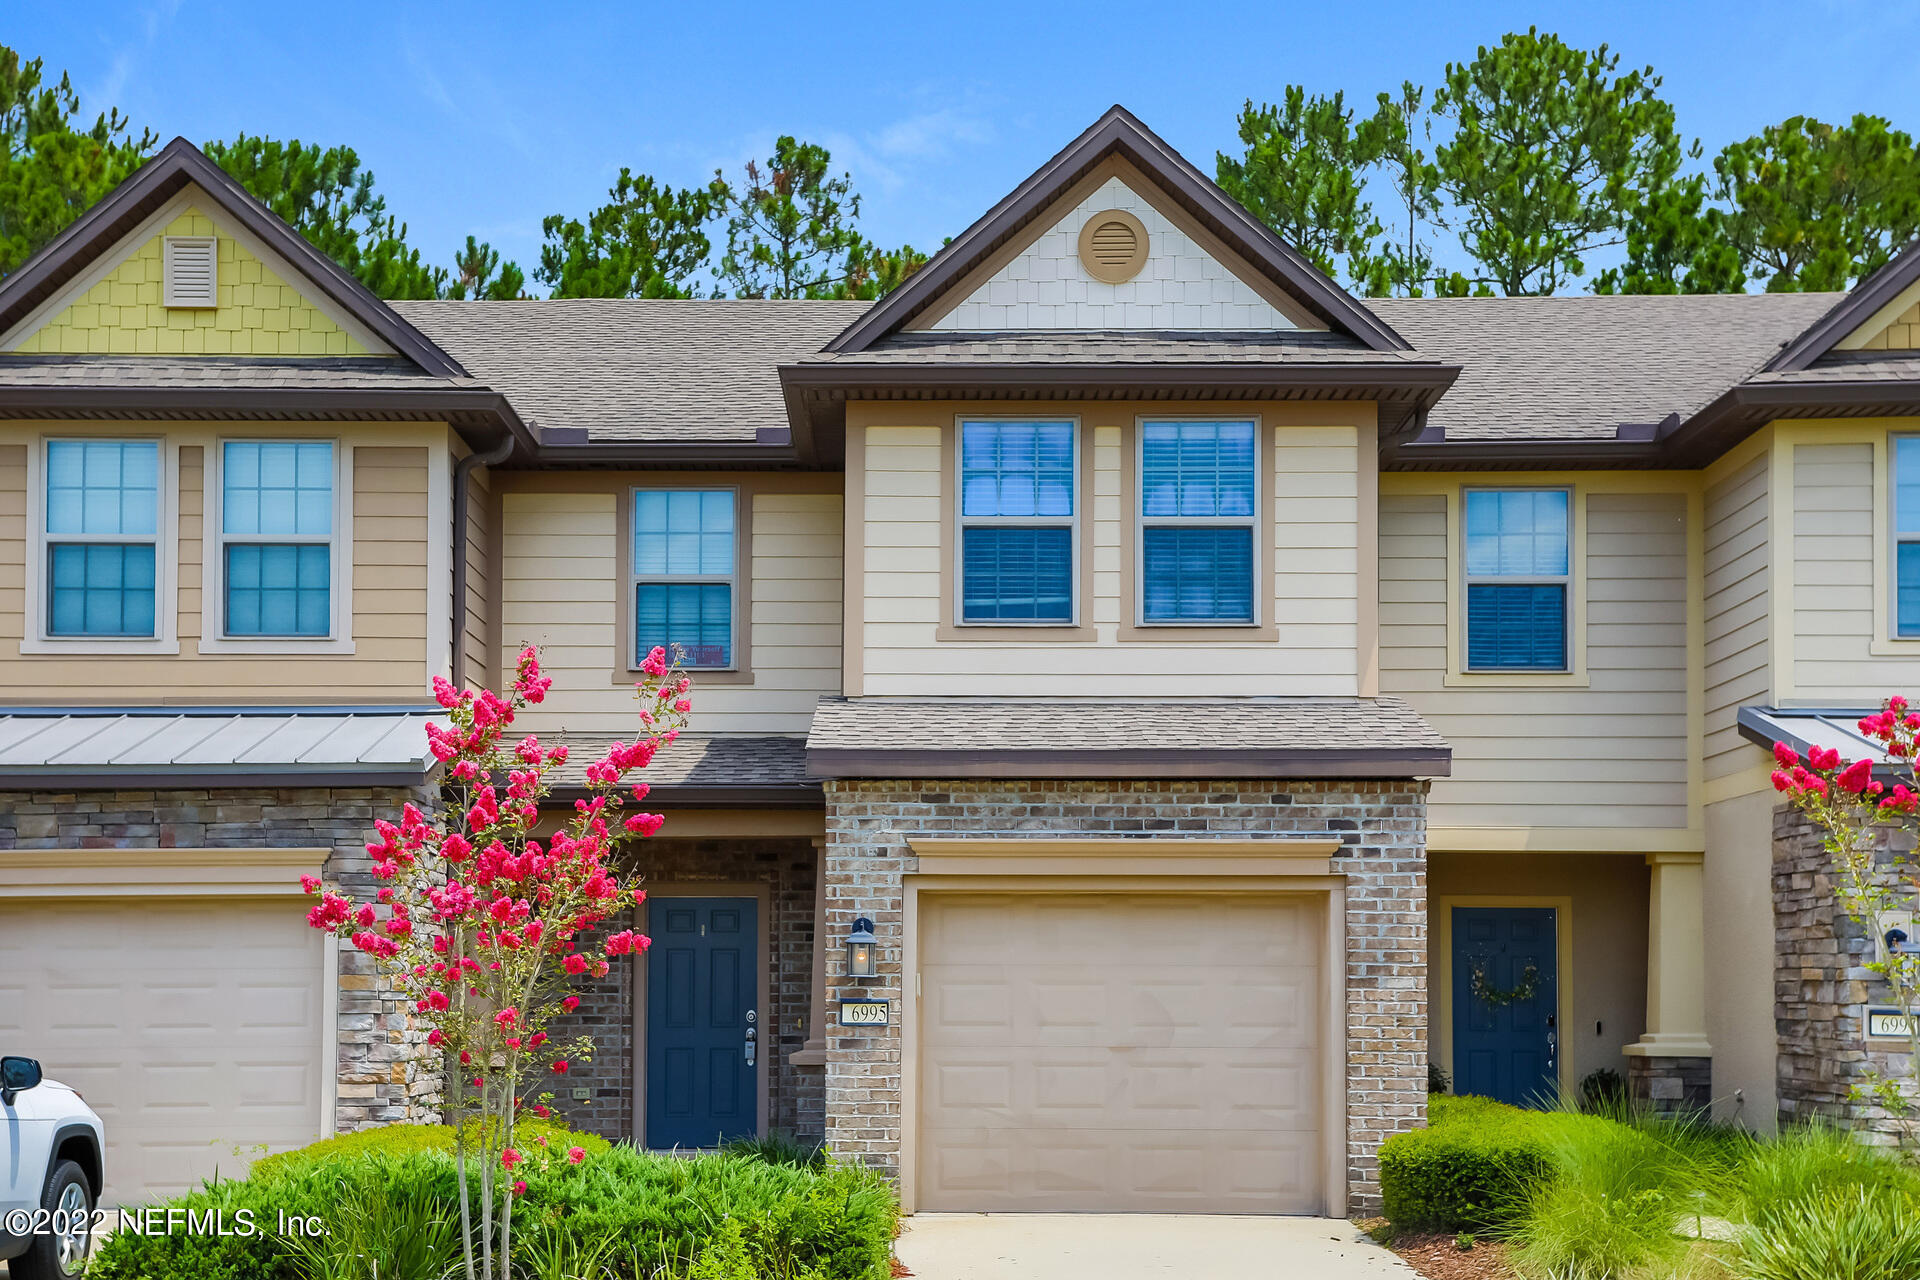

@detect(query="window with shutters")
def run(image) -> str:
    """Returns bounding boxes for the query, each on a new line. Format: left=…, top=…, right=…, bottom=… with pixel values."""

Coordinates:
left=162, top=236, right=218, bottom=307
left=1463, top=488, right=1571, bottom=671
left=1137, top=419, right=1258, bottom=625
left=956, top=420, right=1078, bottom=625
left=631, top=489, right=737, bottom=668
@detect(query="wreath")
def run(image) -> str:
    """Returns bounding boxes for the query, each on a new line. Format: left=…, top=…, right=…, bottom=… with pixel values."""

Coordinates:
left=1469, top=958, right=1540, bottom=1008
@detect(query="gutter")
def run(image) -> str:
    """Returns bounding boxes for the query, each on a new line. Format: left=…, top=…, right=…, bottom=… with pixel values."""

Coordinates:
left=451, top=434, right=517, bottom=689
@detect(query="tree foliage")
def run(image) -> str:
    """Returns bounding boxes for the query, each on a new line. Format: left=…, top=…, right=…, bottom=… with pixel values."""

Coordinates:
left=0, top=45, right=156, bottom=276
left=535, top=167, right=724, bottom=298
left=1216, top=88, right=1384, bottom=285
left=715, top=137, right=883, bottom=298
left=448, top=235, right=526, bottom=300
left=202, top=133, right=458, bottom=299
left=1713, top=114, right=1920, bottom=293
left=1432, top=28, right=1693, bottom=296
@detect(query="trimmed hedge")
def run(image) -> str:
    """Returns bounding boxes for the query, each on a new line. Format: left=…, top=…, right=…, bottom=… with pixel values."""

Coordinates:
left=249, top=1117, right=612, bottom=1178
left=88, top=1125, right=896, bottom=1280
left=1379, top=1094, right=1567, bottom=1231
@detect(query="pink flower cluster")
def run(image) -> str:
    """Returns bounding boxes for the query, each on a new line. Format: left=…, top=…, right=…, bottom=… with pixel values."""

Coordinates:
left=1771, top=730, right=1920, bottom=814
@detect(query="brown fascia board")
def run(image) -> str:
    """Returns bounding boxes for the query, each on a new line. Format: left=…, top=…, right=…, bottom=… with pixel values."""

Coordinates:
left=780, top=360, right=1460, bottom=398
left=1763, top=240, right=1920, bottom=373
left=824, top=105, right=1413, bottom=356
left=0, top=138, right=468, bottom=380
left=806, top=746, right=1453, bottom=781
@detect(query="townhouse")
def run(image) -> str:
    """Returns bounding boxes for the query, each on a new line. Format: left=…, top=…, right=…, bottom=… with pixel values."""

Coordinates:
left=1, top=106, right=1915, bottom=1216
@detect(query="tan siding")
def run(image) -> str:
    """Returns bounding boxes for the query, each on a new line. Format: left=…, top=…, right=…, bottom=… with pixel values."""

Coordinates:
left=0, top=423, right=438, bottom=703
left=855, top=403, right=1363, bottom=695
left=1788, top=440, right=1920, bottom=698
left=1705, top=453, right=1771, bottom=779
left=502, top=486, right=843, bottom=736
left=1380, top=490, right=1691, bottom=830
left=461, top=464, right=494, bottom=688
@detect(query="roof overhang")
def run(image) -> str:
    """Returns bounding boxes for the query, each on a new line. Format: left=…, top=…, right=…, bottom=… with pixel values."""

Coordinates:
left=1764, top=240, right=1920, bottom=373
left=806, top=745, right=1452, bottom=780
left=1737, top=704, right=1903, bottom=775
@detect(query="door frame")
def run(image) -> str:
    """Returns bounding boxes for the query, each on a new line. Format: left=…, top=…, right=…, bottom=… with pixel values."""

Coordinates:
left=1435, top=895, right=1575, bottom=1100
left=631, top=881, right=771, bottom=1147
left=901, top=847, right=1345, bottom=1217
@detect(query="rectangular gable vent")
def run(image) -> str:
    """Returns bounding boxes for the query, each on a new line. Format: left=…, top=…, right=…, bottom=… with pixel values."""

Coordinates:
left=162, top=236, right=219, bottom=308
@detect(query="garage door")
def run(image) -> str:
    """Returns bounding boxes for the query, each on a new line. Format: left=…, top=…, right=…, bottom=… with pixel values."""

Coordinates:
left=0, top=897, right=325, bottom=1204
left=918, top=892, right=1325, bottom=1214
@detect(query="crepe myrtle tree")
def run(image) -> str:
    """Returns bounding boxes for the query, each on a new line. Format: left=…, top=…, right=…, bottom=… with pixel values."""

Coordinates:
left=1772, top=696, right=1920, bottom=1133
left=301, top=643, right=692, bottom=1280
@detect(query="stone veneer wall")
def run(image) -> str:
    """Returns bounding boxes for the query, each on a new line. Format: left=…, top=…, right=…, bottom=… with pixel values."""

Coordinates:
left=1626, top=1055, right=1712, bottom=1113
left=820, top=778, right=1429, bottom=1213
left=1774, top=803, right=1915, bottom=1142
left=542, top=834, right=823, bottom=1144
left=0, top=786, right=439, bottom=1132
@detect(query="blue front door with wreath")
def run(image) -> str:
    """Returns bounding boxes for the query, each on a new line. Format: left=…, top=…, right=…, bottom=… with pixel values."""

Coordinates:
left=1451, top=906, right=1559, bottom=1107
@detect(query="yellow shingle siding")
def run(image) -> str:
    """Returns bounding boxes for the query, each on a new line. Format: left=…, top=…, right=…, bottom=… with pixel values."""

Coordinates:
left=11, top=209, right=370, bottom=356
left=1856, top=299, right=1920, bottom=351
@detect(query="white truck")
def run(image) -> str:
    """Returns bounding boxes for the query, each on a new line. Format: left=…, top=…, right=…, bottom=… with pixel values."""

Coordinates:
left=0, top=1056, right=105, bottom=1280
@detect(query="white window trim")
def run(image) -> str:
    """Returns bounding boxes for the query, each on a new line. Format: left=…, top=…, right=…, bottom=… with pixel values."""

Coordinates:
left=22, top=434, right=180, bottom=655
left=629, top=484, right=741, bottom=671
left=1461, top=485, right=1573, bottom=673
left=952, top=416, right=1082, bottom=627
left=1133, top=415, right=1263, bottom=627
left=199, top=437, right=355, bottom=655
left=1891, top=434, right=1920, bottom=640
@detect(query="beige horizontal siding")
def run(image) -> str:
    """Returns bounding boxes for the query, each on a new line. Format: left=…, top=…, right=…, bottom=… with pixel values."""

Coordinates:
left=1788, top=440, right=1920, bottom=699
left=1705, top=453, right=1770, bottom=779
left=461, top=463, right=494, bottom=688
left=502, top=487, right=843, bottom=736
left=1380, top=490, right=1690, bottom=830
left=0, top=424, right=437, bottom=704
left=857, top=412, right=1362, bottom=696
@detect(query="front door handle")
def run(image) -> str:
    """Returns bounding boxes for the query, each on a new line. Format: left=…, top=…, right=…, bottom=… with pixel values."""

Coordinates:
left=744, top=1038, right=756, bottom=1067
left=744, top=1020, right=756, bottom=1067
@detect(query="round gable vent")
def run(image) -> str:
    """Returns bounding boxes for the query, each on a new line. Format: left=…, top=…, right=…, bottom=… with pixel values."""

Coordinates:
left=1077, top=209, right=1149, bottom=284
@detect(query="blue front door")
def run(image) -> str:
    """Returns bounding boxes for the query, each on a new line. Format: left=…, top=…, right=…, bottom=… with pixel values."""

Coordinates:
left=646, top=896, right=758, bottom=1148
left=1451, top=906, right=1559, bottom=1107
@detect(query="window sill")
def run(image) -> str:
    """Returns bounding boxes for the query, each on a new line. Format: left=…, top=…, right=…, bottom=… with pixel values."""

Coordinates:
left=934, top=622, right=1097, bottom=643
left=20, top=636, right=179, bottom=656
left=1442, top=668, right=1589, bottom=689
left=1869, top=636, right=1920, bottom=657
left=198, top=636, right=356, bottom=656
left=611, top=665, right=753, bottom=686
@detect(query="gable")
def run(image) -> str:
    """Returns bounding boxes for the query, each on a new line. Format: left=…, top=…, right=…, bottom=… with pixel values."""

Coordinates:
left=913, top=163, right=1320, bottom=333
left=6, top=201, right=373, bottom=357
left=1837, top=275, right=1920, bottom=352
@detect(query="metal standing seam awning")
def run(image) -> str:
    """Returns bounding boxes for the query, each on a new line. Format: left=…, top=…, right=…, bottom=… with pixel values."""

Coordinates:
left=1736, top=705, right=1905, bottom=771
left=0, top=706, right=443, bottom=788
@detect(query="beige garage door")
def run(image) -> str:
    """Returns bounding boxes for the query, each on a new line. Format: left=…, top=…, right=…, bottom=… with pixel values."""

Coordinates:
left=0, top=897, right=325, bottom=1204
left=918, top=891, right=1325, bottom=1214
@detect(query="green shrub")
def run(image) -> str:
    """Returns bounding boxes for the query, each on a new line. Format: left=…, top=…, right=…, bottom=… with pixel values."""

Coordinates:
left=95, top=1124, right=897, bottom=1280
left=1739, top=1186, right=1920, bottom=1280
left=249, top=1117, right=611, bottom=1179
left=1505, top=1111, right=1709, bottom=1280
left=724, top=1129, right=827, bottom=1169
left=1378, top=1095, right=1561, bottom=1231
left=1737, top=1123, right=1920, bottom=1231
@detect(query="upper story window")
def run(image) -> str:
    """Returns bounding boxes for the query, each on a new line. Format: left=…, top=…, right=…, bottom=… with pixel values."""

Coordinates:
left=44, top=440, right=160, bottom=637
left=958, top=419, right=1076, bottom=623
left=1896, top=437, right=1920, bottom=637
left=1464, top=488, right=1570, bottom=671
left=633, top=489, right=735, bottom=667
left=219, top=441, right=335, bottom=637
left=1138, top=419, right=1257, bottom=623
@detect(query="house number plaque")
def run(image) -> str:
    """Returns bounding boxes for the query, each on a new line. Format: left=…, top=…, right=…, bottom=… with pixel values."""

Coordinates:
left=839, top=997, right=891, bottom=1027
left=1867, top=1007, right=1916, bottom=1040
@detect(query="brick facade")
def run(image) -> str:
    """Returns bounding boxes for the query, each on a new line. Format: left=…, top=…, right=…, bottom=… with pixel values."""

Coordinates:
left=819, top=777, right=1429, bottom=1213
left=0, top=785, right=439, bottom=1132
left=1774, top=802, right=1914, bottom=1142
left=543, top=834, right=824, bottom=1145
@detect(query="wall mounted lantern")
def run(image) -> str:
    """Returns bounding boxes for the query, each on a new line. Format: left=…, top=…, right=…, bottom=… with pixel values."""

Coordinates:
left=845, top=917, right=878, bottom=980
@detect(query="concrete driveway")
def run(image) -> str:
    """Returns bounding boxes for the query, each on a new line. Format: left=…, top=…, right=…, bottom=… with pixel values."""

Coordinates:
left=895, top=1214, right=1418, bottom=1279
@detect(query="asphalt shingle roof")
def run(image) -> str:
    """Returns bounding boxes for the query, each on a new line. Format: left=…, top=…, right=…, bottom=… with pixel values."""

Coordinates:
left=543, top=734, right=812, bottom=795
left=0, top=353, right=465, bottom=392
left=1367, top=293, right=1843, bottom=440
left=805, top=696, right=1449, bottom=778
left=393, top=298, right=868, bottom=442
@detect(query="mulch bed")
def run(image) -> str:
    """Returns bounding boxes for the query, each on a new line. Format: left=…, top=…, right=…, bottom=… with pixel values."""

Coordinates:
left=1354, top=1221, right=1518, bottom=1280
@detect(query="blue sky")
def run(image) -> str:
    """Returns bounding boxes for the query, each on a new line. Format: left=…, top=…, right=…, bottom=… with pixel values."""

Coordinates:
left=19, top=1, right=1920, bottom=292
